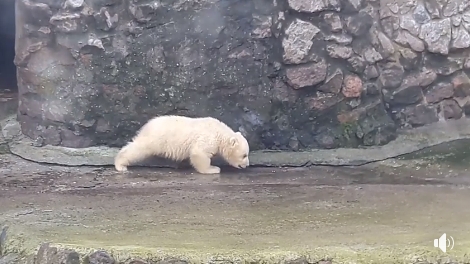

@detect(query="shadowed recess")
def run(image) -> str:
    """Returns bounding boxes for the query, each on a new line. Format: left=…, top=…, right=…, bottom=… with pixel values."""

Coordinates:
left=0, top=0, right=16, bottom=92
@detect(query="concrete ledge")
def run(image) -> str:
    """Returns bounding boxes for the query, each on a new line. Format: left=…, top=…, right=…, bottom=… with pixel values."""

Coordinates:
left=3, top=114, right=470, bottom=167
left=1, top=242, right=468, bottom=264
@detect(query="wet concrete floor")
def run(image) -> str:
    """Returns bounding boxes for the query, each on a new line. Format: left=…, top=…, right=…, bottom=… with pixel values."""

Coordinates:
left=1, top=151, right=470, bottom=263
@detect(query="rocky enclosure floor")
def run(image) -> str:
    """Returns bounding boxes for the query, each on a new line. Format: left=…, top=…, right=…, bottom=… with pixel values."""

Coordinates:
left=1, top=152, right=470, bottom=264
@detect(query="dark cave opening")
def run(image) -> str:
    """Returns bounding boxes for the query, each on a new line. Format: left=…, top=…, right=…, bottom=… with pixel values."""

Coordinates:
left=0, top=0, right=17, bottom=95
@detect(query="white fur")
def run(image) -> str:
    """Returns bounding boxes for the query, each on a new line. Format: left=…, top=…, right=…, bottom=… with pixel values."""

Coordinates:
left=114, top=115, right=250, bottom=174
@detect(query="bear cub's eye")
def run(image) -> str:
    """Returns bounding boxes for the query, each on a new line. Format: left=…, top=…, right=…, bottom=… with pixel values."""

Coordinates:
left=242, top=154, right=247, bottom=158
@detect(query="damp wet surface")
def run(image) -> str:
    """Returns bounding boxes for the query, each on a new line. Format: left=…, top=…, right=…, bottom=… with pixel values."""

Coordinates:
left=1, top=148, right=470, bottom=260
left=398, top=138, right=470, bottom=167
left=0, top=151, right=468, bottom=196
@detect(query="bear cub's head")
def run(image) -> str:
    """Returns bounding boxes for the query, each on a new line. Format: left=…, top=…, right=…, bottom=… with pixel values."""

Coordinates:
left=225, top=131, right=250, bottom=169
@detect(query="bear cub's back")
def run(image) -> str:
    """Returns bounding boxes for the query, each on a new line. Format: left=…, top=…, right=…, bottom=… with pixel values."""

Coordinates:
left=139, top=115, right=233, bottom=143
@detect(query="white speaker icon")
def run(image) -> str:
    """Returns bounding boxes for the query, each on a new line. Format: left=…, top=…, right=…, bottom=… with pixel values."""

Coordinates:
left=434, top=233, right=454, bottom=253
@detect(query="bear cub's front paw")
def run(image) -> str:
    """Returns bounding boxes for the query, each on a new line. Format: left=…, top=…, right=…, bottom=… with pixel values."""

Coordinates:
left=199, top=166, right=221, bottom=174
left=115, top=164, right=128, bottom=172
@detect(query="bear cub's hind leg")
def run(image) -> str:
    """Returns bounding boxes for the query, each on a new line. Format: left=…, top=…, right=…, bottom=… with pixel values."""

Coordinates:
left=189, top=150, right=221, bottom=174
left=115, top=141, right=153, bottom=172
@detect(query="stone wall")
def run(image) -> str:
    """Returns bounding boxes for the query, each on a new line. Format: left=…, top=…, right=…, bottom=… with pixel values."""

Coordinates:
left=14, top=0, right=470, bottom=150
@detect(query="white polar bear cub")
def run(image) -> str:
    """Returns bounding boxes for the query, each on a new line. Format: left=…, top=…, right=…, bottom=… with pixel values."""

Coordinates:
left=114, top=115, right=250, bottom=174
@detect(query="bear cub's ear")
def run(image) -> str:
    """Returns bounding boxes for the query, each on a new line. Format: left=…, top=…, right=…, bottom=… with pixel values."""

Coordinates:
left=230, top=137, right=238, bottom=147
left=236, top=130, right=247, bottom=137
